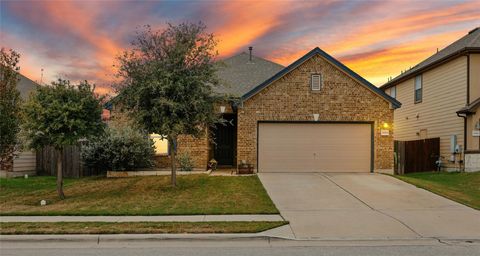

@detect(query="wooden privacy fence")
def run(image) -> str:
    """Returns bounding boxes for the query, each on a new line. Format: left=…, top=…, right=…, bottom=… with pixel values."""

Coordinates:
left=394, top=138, right=440, bottom=174
left=36, top=145, right=101, bottom=178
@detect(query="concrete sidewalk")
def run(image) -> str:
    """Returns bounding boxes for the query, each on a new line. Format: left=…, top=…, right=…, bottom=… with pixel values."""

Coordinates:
left=0, top=214, right=284, bottom=223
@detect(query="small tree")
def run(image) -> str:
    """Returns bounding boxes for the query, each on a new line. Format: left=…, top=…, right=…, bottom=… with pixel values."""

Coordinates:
left=22, top=79, right=104, bottom=199
left=0, top=48, right=21, bottom=171
left=116, top=22, right=222, bottom=186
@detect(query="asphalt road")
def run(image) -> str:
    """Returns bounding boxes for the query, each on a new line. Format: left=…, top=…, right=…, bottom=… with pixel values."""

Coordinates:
left=2, top=240, right=479, bottom=256
left=2, top=245, right=480, bottom=256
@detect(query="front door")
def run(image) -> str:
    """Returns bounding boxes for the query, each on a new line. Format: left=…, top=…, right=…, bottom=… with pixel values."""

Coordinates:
left=213, top=114, right=236, bottom=166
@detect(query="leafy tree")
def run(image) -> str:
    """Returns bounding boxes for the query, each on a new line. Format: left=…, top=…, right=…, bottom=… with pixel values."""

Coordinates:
left=115, top=22, right=223, bottom=186
left=0, top=48, right=21, bottom=171
left=22, top=79, right=104, bottom=199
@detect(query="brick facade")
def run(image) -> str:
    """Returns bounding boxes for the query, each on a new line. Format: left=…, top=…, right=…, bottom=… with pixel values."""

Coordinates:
left=153, top=132, right=210, bottom=171
left=154, top=54, right=394, bottom=172
left=152, top=104, right=236, bottom=170
left=236, top=54, right=394, bottom=171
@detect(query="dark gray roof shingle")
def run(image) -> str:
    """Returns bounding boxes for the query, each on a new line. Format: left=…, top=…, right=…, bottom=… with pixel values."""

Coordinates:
left=457, top=97, right=480, bottom=114
left=381, top=27, right=480, bottom=89
left=213, top=52, right=284, bottom=97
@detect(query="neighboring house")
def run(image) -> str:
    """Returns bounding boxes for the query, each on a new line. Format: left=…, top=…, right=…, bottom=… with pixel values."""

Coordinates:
left=381, top=27, right=480, bottom=172
left=0, top=73, right=39, bottom=178
left=153, top=47, right=400, bottom=173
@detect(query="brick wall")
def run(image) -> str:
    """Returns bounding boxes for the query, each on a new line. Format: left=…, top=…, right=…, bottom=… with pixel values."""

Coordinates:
left=153, top=154, right=170, bottom=169
left=153, top=132, right=210, bottom=171
left=237, top=54, right=394, bottom=171
left=168, top=103, right=234, bottom=170
left=177, top=132, right=210, bottom=170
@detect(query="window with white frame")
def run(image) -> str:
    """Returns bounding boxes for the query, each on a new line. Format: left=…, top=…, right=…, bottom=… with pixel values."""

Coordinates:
left=414, top=74, right=422, bottom=103
left=150, top=133, right=169, bottom=155
left=390, top=85, right=396, bottom=99
left=311, top=74, right=322, bottom=91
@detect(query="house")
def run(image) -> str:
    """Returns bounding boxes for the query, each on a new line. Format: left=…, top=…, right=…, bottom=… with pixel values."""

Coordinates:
left=0, top=73, right=39, bottom=178
left=154, top=47, right=400, bottom=173
left=381, top=27, right=480, bottom=172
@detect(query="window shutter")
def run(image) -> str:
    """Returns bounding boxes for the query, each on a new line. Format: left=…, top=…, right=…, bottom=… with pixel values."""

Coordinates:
left=311, top=74, right=321, bottom=91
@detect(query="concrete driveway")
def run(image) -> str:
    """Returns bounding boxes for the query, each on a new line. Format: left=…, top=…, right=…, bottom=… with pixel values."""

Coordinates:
left=259, top=173, right=480, bottom=240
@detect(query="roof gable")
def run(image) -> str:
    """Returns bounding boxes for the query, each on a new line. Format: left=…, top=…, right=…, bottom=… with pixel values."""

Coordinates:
left=241, top=47, right=401, bottom=108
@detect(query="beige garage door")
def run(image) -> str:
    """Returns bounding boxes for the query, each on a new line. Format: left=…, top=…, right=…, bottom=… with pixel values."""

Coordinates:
left=258, top=123, right=372, bottom=172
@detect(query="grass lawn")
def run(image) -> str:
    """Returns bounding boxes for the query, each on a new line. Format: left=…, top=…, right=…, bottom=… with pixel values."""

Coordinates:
left=0, top=221, right=288, bottom=235
left=0, top=175, right=278, bottom=215
left=395, top=171, right=480, bottom=210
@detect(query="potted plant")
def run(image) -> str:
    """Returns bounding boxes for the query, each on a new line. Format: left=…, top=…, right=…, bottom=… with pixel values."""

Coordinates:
left=208, top=159, right=217, bottom=171
left=237, top=160, right=254, bottom=174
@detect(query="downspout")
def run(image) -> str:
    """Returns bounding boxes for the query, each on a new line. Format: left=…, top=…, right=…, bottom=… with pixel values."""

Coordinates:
left=454, top=54, right=470, bottom=172
left=463, top=54, right=470, bottom=151
left=467, top=54, right=470, bottom=105
left=457, top=112, right=467, bottom=172
left=457, top=112, right=468, bottom=150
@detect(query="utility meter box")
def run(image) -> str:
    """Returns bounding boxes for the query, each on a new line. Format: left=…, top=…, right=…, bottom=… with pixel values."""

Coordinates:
left=450, top=135, right=457, bottom=153
left=455, top=144, right=462, bottom=153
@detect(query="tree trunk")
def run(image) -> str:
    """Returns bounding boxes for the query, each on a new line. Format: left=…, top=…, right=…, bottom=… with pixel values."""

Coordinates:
left=0, top=145, right=14, bottom=172
left=169, top=137, right=177, bottom=187
left=56, top=149, right=65, bottom=199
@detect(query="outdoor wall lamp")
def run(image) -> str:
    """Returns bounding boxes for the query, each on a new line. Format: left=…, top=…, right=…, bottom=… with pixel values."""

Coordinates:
left=313, top=113, right=319, bottom=121
left=381, top=122, right=391, bottom=136
left=220, top=106, right=226, bottom=113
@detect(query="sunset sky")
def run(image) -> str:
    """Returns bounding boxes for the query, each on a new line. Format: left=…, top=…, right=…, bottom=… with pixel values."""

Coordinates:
left=1, top=0, right=479, bottom=94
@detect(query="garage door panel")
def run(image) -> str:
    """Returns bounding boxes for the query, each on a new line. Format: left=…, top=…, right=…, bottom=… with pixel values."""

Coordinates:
left=258, top=123, right=371, bottom=172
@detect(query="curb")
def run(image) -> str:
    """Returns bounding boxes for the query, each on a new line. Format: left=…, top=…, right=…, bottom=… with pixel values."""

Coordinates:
left=0, top=233, right=280, bottom=243
left=2, top=233, right=479, bottom=246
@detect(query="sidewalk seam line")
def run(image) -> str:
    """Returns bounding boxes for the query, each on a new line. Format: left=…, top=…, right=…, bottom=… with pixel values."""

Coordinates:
left=287, top=224, right=297, bottom=239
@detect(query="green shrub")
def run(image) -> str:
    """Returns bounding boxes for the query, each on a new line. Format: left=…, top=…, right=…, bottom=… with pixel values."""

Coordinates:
left=178, top=153, right=194, bottom=172
left=81, top=126, right=154, bottom=172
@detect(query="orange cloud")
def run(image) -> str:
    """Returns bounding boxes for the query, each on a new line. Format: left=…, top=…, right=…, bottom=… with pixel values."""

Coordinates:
left=213, top=1, right=285, bottom=57
left=342, top=30, right=466, bottom=85
left=6, top=1, right=123, bottom=93
left=265, top=2, right=479, bottom=86
left=4, top=0, right=479, bottom=93
left=94, top=86, right=113, bottom=95
left=266, top=29, right=468, bottom=86
left=326, top=1, right=480, bottom=55
left=213, top=1, right=326, bottom=57
left=40, top=1, right=122, bottom=85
